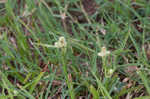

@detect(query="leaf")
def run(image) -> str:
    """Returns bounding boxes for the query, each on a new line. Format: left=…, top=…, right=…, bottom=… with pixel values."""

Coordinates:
left=89, top=85, right=99, bottom=99
left=82, top=0, right=98, bottom=15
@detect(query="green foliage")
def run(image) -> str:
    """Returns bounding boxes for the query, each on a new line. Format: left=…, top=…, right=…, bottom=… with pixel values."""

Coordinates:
left=0, top=0, right=150, bottom=98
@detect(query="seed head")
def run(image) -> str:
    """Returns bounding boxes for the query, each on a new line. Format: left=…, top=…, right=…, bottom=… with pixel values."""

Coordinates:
left=98, top=47, right=110, bottom=57
left=54, top=36, right=67, bottom=48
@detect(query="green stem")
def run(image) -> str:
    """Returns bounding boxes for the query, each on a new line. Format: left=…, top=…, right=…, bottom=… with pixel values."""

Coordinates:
left=61, top=48, right=75, bottom=99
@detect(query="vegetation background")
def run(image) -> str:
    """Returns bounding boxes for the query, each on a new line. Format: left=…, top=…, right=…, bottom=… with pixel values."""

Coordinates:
left=0, top=0, right=150, bottom=99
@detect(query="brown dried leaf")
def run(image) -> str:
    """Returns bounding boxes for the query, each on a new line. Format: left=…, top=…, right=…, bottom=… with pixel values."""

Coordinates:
left=123, top=77, right=130, bottom=83
left=52, top=80, right=62, bottom=86
left=146, top=44, right=150, bottom=60
left=68, top=73, right=72, bottom=82
left=82, top=0, right=98, bottom=15
left=0, top=0, right=7, bottom=3
left=125, top=66, right=138, bottom=74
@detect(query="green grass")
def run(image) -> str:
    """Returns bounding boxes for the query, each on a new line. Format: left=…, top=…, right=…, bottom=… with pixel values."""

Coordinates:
left=0, top=0, right=150, bottom=99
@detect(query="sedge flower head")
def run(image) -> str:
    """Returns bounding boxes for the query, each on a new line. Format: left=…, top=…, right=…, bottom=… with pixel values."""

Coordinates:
left=106, top=69, right=114, bottom=77
left=61, top=13, right=66, bottom=20
left=109, top=69, right=114, bottom=75
left=98, top=46, right=110, bottom=57
left=54, top=36, right=67, bottom=48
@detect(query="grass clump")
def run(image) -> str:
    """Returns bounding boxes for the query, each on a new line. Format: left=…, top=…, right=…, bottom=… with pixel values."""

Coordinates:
left=0, top=0, right=150, bottom=99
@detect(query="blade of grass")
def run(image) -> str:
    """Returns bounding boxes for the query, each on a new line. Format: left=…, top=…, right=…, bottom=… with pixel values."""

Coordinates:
left=137, top=70, right=150, bottom=95
left=92, top=72, right=112, bottom=99
left=29, top=72, right=44, bottom=93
